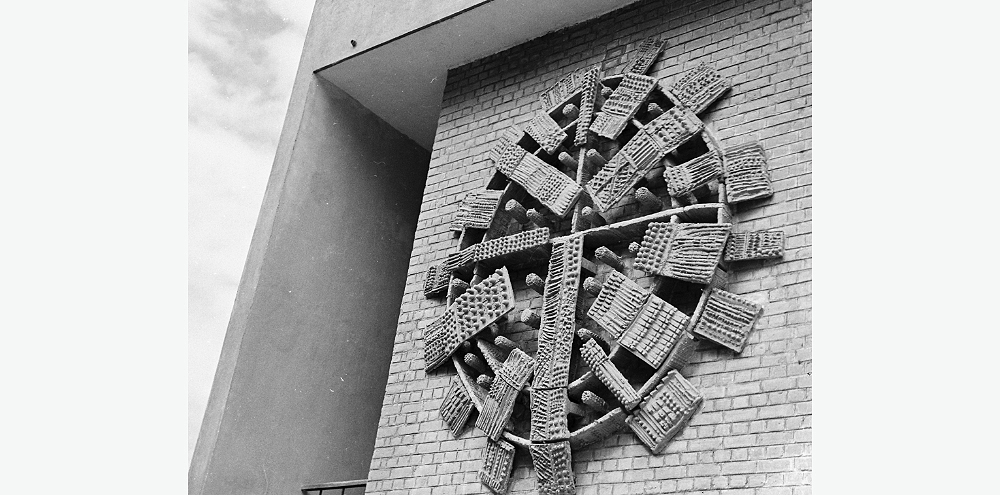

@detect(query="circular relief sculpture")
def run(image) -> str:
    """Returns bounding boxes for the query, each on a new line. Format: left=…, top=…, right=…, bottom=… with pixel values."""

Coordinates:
left=425, top=37, right=782, bottom=495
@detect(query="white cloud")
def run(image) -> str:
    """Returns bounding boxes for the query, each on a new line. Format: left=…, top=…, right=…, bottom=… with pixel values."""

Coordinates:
left=263, top=0, right=313, bottom=36
left=261, top=26, right=308, bottom=106
left=188, top=51, right=287, bottom=146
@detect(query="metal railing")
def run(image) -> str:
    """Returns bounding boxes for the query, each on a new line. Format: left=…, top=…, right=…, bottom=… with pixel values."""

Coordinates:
left=301, top=479, right=367, bottom=495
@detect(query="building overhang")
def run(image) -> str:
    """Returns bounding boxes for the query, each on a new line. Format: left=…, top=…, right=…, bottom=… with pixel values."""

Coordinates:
left=315, top=0, right=641, bottom=150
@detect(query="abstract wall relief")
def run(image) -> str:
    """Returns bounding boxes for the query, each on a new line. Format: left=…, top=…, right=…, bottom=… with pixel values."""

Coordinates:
left=420, top=35, right=788, bottom=494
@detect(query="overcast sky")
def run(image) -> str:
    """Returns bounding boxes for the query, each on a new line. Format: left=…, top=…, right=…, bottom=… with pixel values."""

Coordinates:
left=188, top=0, right=315, bottom=461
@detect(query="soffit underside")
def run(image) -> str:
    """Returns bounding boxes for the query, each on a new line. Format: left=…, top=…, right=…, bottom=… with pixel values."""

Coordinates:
left=316, top=0, right=643, bottom=150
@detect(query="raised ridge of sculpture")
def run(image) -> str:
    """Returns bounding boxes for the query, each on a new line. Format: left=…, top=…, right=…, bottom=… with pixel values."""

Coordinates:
left=580, top=338, right=640, bottom=409
left=532, top=236, right=584, bottom=389
left=574, top=66, right=600, bottom=146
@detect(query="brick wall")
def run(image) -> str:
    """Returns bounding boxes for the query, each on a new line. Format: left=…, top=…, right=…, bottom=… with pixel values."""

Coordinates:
left=366, top=0, right=811, bottom=493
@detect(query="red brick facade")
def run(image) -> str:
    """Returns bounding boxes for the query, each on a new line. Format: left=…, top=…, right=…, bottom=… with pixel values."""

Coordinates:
left=367, top=0, right=811, bottom=492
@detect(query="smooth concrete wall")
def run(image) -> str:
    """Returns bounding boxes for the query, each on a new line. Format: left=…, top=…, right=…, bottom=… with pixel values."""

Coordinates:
left=190, top=75, right=429, bottom=495
left=306, top=0, right=485, bottom=69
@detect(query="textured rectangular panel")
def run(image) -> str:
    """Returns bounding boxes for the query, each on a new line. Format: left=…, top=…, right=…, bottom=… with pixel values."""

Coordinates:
left=619, top=294, right=690, bottom=369
left=724, top=230, right=785, bottom=261
left=664, top=151, right=723, bottom=197
left=440, top=378, right=473, bottom=438
left=626, top=370, right=702, bottom=454
left=723, top=143, right=773, bottom=204
left=586, top=270, right=649, bottom=340
left=574, top=66, right=600, bottom=146
left=591, top=73, right=656, bottom=139
left=477, top=390, right=517, bottom=443
left=423, top=311, right=459, bottom=375
left=532, top=235, right=584, bottom=389
left=645, top=105, right=705, bottom=152
left=633, top=222, right=731, bottom=284
left=452, top=189, right=504, bottom=232
left=580, top=339, right=640, bottom=409
left=586, top=106, right=703, bottom=211
left=442, top=245, right=477, bottom=274
left=423, top=267, right=516, bottom=372
left=530, top=387, right=569, bottom=442
left=477, top=348, right=535, bottom=440
left=423, top=263, right=450, bottom=298
left=474, top=228, right=550, bottom=266
left=524, top=112, right=568, bottom=155
left=520, top=154, right=583, bottom=218
left=625, top=37, right=667, bottom=75
left=632, top=222, right=674, bottom=276
left=494, top=347, right=535, bottom=388
left=691, top=288, right=763, bottom=353
left=584, top=134, right=658, bottom=212
left=583, top=152, right=632, bottom=212
left=529, top=441, right=575, bottom=495
left=489, top=127, right=527, bottom=175
left=539, top=67, right=593, bottom=110
left=489, top=134, right=582, bottom=218
left=480, top=439, right=516, bottom=495
left=667, top=62, right=732, bottom=114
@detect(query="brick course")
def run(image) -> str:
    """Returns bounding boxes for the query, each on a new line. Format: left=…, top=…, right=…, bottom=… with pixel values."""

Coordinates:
left=367, top=0, right=811, bottom=492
